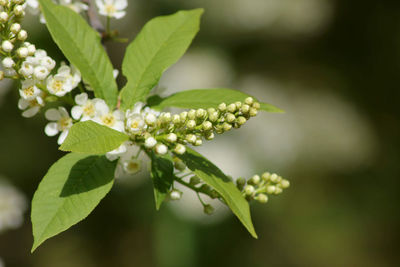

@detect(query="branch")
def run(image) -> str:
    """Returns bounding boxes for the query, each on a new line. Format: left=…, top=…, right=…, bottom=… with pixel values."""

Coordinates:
left=81, top=0, right=105, bottom=34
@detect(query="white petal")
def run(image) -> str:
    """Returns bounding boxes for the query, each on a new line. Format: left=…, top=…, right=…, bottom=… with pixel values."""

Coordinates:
left=113, top=121, right=125, bottom=133
left=45, top=108, right=61, bottom=121
left=58, top=130, right=69, bottom=145
left=45, top=122, right=59, bottom=136
left=71, top=106, right=83, bottom=120
left=95, top=100, right=109, bottom=115
left=18, top=98, right=29, bottom=110
left=75, top=92, right=88, bottom=105
left=132, top=102, right=144, bottom=114
left=58, top=107, right=70, bottom=118
left=115, top=0, right=128, bottom=9
left=113, top=110, right=125, bottom=120
left=22, top=107, right=40, bottom=118
left=113, top=11, right=126, bottom=19
left=113, top=69, right=119, bottom=78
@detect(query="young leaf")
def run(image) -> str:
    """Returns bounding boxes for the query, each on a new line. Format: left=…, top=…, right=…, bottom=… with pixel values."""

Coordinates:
left=38, top=0, right=118, bottom=108
left=149, top=152, right=174, bottom=210
left=60, top=121, right=129, bottom=154
left=120, top=9, right=204, bottom=110
left=31, top=153, right=117, bottom=252
left=147, top=88, right=284, bottom=113
left=177, top=148, right=258, bottom=238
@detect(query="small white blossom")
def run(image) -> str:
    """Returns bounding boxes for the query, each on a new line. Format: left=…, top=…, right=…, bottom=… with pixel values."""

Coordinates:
left=166, top=133, right=177, bottom=143
left=10, top=23, right=21, bottom=33
left=96, top=0, right=128, bottom=19
left=40, top=56, right=56, bottom=70
left=170, top=190, right=182, bottom=200
left=18, top=30, right=28, bottom=41
left=122, top=158, right=141, bottom=174
left=93, top=101, right=125, bottom=132
left=2, top=40, right=13, bottom=53
left=174, top=144, right=186, bottom=155
left=19, top=79, right=41, bottom=100
left=44, top=107, right=73, bottom=144
left=18, top=93, right=45, bottom=118
left=17, top=47, right=29, bottom=58
left=46, top=74, right=73, bottom=97
left=71, top=93, right=101, bottom=121
left=33, top=66, right=50, bottom=80
left=58, top=64, right=81, bottom=88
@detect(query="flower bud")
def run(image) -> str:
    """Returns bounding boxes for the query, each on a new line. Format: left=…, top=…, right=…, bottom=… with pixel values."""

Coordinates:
left=172, top=114, right=181, bottom=124
left=218, top=102, right=226, bottom=112
left=255, top=194, right=268, bottom=204
left=196, top=108, right=206, bottom=118
left=235, top=101, right=242, bottom=109
left=166, top=133, right=177, bottom=143
left=210, top=190, right=220, bottom=199
left=252, top=102, right=261, bottom=110
left=188, top=109, right=196, bottom=120
left=170, top=190, right=182, bottom=200
left=186, top=119, right=196, bottom=130
left=204, top=131, right=214, bottom=140
left=27, top=44, right=36, bottom=55
left=10, top=23, right=21, bottom=34
left=241, top=104, right=250, bottom=114
left=2, top=57, right=15, bottom=68
left=17, top=47, right=29, bottom=58
left=155, top=144, right=168, bottom=155
left=245, top=97, right=254, bottom=105
left=202, top=121, right=213, bottom=131
left=226, top=113, right=236, bottom=123
left=261, top=172, right=271, bottom=181
left=180, top=111, right=188, bottom=121
left=185, top=134, right=196, bottom=144
left=0, top=12, right=8, bottom=22
left=266, top=185, right=276, bottom=194
left=249, top=175, right=261, bottom=185
left=174, top=158, right=186, bottom=171
left=145, top=113, right=157, bottom=126
left=14, top=5, right=25, bottom=16
left=236, top=116, right=247, bottom=126
left=200, top=184, right=212, bottom=194
left=249, top=108, right=258, bottom=117
left=236, top=177, right=246, bottom=191
left=18, top=30, right=28, bottom=41
left=208, top=111, right=219, bottom=122
left=174, top=144, right=186, bottom=155
left=274, top=187, right=283, bottom=195
left=2, top=41, right=13, bottom=53
left=194, top=139, right=202, bottom=146
left=160, top=112, right=171, bottom=123
left=203, top=204, right=214, bottom=215
left=244, top=185, right=255, bottom=195
left=190, top=176, right=201, bottom=185
left=207, top=108, right=216, bottom=114
left=222, top=122, right=232, bottom=132
left=270, top=173, right=279, bottom=183
left=227, top=103, right=236, bottom=113
left=144, top=137, right=157, bottom=148
left=280, top=179, right=290, bottom=189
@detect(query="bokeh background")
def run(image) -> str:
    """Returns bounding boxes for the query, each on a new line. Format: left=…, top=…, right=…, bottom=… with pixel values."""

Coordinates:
left=1, top=0, right=400, bottom=266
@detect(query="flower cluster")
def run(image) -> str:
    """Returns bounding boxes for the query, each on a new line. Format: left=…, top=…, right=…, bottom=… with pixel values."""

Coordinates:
left=95, top=0, right=127, bottom=19
left=237, top=172, right=290, bottom=204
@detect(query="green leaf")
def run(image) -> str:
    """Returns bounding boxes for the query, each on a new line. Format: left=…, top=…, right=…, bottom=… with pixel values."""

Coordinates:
left=147, top=88, right=284, bottom=113
left=31, top=153, right=117, bottom=252
left=60, top=121, right=129, bottom=154
left=149, top=152, right=174, bottom=210
left=177, top=148, right=258, bottom=238
left=39, top=0, right=118, bottom=108
left=120, top=9, right=203, bottom=110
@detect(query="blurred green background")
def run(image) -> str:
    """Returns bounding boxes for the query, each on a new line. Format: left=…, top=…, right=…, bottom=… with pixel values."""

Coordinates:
left=1, top=0, right=400, bottom=266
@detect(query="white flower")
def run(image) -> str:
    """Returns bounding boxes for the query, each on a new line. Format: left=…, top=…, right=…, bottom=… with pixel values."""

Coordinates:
left=2, top=40, right=13, bottom=52
left=122, top=158, right=141, bottom=174
left=46, top=74, right=73, bottom=97
left=44, top=107, right=73, bottom=145
left=71, top=93, right=102, bottom=121
left=0, top=180, right=27, bottom=233
left=174, top=144, right=186, bottom=155
left=40, top=56, right=56, bottom=70
left=96, top=0, right=128, bottom=19
left=166, top=133, right=177, bottom=143
left=19, top=79, right=41, bottom=100
left=144, top=137, right=157, bottom=148
left=18, top=94, right=45, bottom=118
left=58, top=64, right=81, bottom=89
left=33, top=66, right=50, bottom=80
left=93, top=101, right=125, bottom=132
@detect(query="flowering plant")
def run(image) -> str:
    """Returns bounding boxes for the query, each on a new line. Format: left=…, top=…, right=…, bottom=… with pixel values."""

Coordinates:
left=0, top=0, right=289, bottom=251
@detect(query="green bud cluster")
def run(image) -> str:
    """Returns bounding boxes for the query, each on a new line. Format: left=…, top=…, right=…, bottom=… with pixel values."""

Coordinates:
left=237, top=172, right=290, bottom=204
left=138, top=98, right=261, bottom=157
